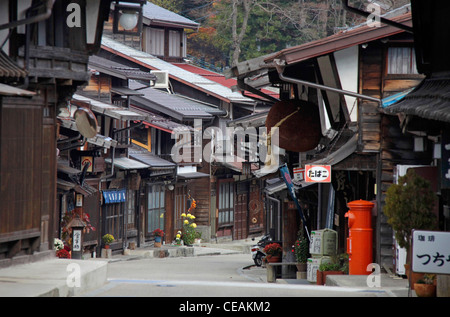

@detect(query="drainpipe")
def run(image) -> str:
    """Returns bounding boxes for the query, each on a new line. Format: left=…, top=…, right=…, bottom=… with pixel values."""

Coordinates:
left=274, top=63, right=381, bottom=104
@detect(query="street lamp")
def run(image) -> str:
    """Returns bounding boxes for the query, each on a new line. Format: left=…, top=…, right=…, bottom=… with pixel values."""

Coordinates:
left=85, top=0, right=145, bottom=53
left=113, top=1, right=145, bottom=36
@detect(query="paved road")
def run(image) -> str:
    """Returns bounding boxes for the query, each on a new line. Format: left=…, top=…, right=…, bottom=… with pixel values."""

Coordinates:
left=82, top=254, right=387, bottom=298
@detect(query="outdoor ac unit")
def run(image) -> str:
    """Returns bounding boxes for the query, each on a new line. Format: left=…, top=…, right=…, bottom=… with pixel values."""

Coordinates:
left=151, top=70, right=169, bottom=89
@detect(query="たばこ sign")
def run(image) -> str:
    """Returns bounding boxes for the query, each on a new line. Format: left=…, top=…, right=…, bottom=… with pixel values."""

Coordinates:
left=305, top=165, right=331, bottom=183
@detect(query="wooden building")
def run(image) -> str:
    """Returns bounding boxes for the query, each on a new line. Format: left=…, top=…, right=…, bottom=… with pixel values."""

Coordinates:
left=98, top=13, right=264, bottom=242
left=0, top=0, right=146, bottom=267
left=226, top=6, right=431, bottom=270
left=383, top=1, right=450, bottom=282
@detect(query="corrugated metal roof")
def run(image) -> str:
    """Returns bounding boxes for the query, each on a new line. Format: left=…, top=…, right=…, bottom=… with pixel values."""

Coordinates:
left=383, top=77, right=450, bottom=123
left=266, top=12, right=412, bottom=66
left=101, top=36, right=254, bottom=104
left=130, top=106, right=191, bottom=133
left=174, top=63, right=279, bottom=100
left=106, top=157, right=150, bottom=170
left=0, top=83, right=35, bottom=96
left=129, top=82, right=215, bottom=121
left=89, top=55, right=156, bottom=81
left=129, top=145, right=176, bottom=168
left=72, top=94, right=148, bottom=121
left=142, top=2, right=199, bottom=30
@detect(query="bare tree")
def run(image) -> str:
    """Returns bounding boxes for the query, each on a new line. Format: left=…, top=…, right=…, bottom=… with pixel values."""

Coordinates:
left=230, top=0, right=256, bottom=67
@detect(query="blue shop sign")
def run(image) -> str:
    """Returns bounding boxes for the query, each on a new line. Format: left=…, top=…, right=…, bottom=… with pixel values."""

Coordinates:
left=103, top=189, right=126, bottom=204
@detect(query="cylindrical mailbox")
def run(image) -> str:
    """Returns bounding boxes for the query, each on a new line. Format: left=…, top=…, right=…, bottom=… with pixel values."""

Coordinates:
left=345, top=200, right=374, bottom=275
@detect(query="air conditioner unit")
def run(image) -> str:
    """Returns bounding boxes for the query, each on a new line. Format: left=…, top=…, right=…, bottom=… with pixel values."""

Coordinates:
left=151, top=70, right=169, bottom=89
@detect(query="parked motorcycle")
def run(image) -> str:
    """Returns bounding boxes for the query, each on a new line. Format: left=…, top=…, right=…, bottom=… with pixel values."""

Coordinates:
left=251, top=234, right=272, bottom=266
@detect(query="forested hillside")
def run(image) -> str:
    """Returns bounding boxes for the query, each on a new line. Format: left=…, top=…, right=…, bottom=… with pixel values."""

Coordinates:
left=148, top=0, right=409, bottom=69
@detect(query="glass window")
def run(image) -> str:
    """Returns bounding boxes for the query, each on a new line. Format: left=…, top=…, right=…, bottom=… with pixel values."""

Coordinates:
left=147, top=185, right=165, bottom=235
left=388, top=47, right=418, bottom=74
left=218, top=180, right=234, bottom=226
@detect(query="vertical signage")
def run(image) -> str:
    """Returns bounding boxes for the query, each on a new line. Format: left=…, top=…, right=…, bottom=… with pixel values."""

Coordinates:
left=72, top=230, right=82, bottom=252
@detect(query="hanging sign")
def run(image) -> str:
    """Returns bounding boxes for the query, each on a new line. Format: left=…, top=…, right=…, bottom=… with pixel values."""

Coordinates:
left=102, top=189, right=127, bottom=204
left=293, top=167, right=305, bottom=181
left=305, top=165, right=332, bottom=183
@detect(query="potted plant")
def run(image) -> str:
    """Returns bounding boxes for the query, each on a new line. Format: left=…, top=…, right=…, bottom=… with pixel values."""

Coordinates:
left=383, top=169, right=437, bottom=287
left=316, top=254, right=347, bottom=285
left=102, top=234, right=115, bottom=249
left=153, top=228, right=164, bottom=247
left=414, top=274, right=436, bottom=297
left=263, top=243, right=282, bottom=263
left=174, top=231, right=183, bottom=246
left=181, top=197, right=199, bottom=246
left=292, top=227, right=309, bottom=278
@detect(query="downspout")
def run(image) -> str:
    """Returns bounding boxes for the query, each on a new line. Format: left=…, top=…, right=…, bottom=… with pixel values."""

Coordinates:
left=274, top=63, right=381, bottom=104
left=341, top=0, right=413, bottom=34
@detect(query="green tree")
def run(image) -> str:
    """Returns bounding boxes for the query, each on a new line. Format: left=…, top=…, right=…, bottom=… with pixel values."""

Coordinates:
left=148, top=0, right=184, bottom=13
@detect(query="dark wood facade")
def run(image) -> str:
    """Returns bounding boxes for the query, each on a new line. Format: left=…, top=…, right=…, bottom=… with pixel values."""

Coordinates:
left=0, top=0, right=139, bottom=266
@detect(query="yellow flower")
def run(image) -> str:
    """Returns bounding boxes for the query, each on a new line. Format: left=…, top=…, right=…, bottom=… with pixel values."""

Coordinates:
left=191, top=223, right=197, bottom=228
left=181, top=213, right=186, bottom=218
left=184, top=220, right=189, bottom=224
left=176, top=234, right=181, bottom=239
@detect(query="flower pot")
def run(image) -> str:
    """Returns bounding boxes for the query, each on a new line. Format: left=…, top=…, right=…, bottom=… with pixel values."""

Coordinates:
left=104, top=244, right=110, bottom=249
left=317, top=270, right=344, bottom=285
left=414, top=283, right=436, bottom=297
left=296, top=263, right=307, bottom=279
left=296, top=263, right=307, bottom=272
left=155, top=236, right=162, bottom=243
left=266, top=255, right=281, bottom=263
left=404, top=264, right=424, bottom=290
left=316, top=270, right=324, bottom=285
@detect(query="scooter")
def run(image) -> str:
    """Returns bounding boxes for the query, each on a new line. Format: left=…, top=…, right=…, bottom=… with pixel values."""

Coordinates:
left=251, top=234, right=272, bottom=266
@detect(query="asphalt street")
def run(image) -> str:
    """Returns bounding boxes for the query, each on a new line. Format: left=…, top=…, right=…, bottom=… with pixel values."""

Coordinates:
left=81, top=254, right=395, bottom=297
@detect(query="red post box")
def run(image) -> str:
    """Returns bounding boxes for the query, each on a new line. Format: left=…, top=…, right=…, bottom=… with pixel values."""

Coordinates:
left=345, top=200, right=374, bottom=275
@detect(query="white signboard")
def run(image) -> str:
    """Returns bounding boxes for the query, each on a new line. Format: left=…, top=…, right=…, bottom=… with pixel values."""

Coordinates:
left=412, top=230, right=450, bottom=274
left=305, top=165, right=331, bottom=183
left=293, top=167, right=305, bottom=181
left=73, top=229, right=82, bottom=252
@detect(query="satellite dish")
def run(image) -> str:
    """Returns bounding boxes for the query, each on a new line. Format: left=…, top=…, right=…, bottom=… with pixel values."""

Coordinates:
left=74, top=107, right=98, bottom=139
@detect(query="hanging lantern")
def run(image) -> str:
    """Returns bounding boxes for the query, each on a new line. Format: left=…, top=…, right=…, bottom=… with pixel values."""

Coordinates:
left=265, top=100, right=321, bottom=152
